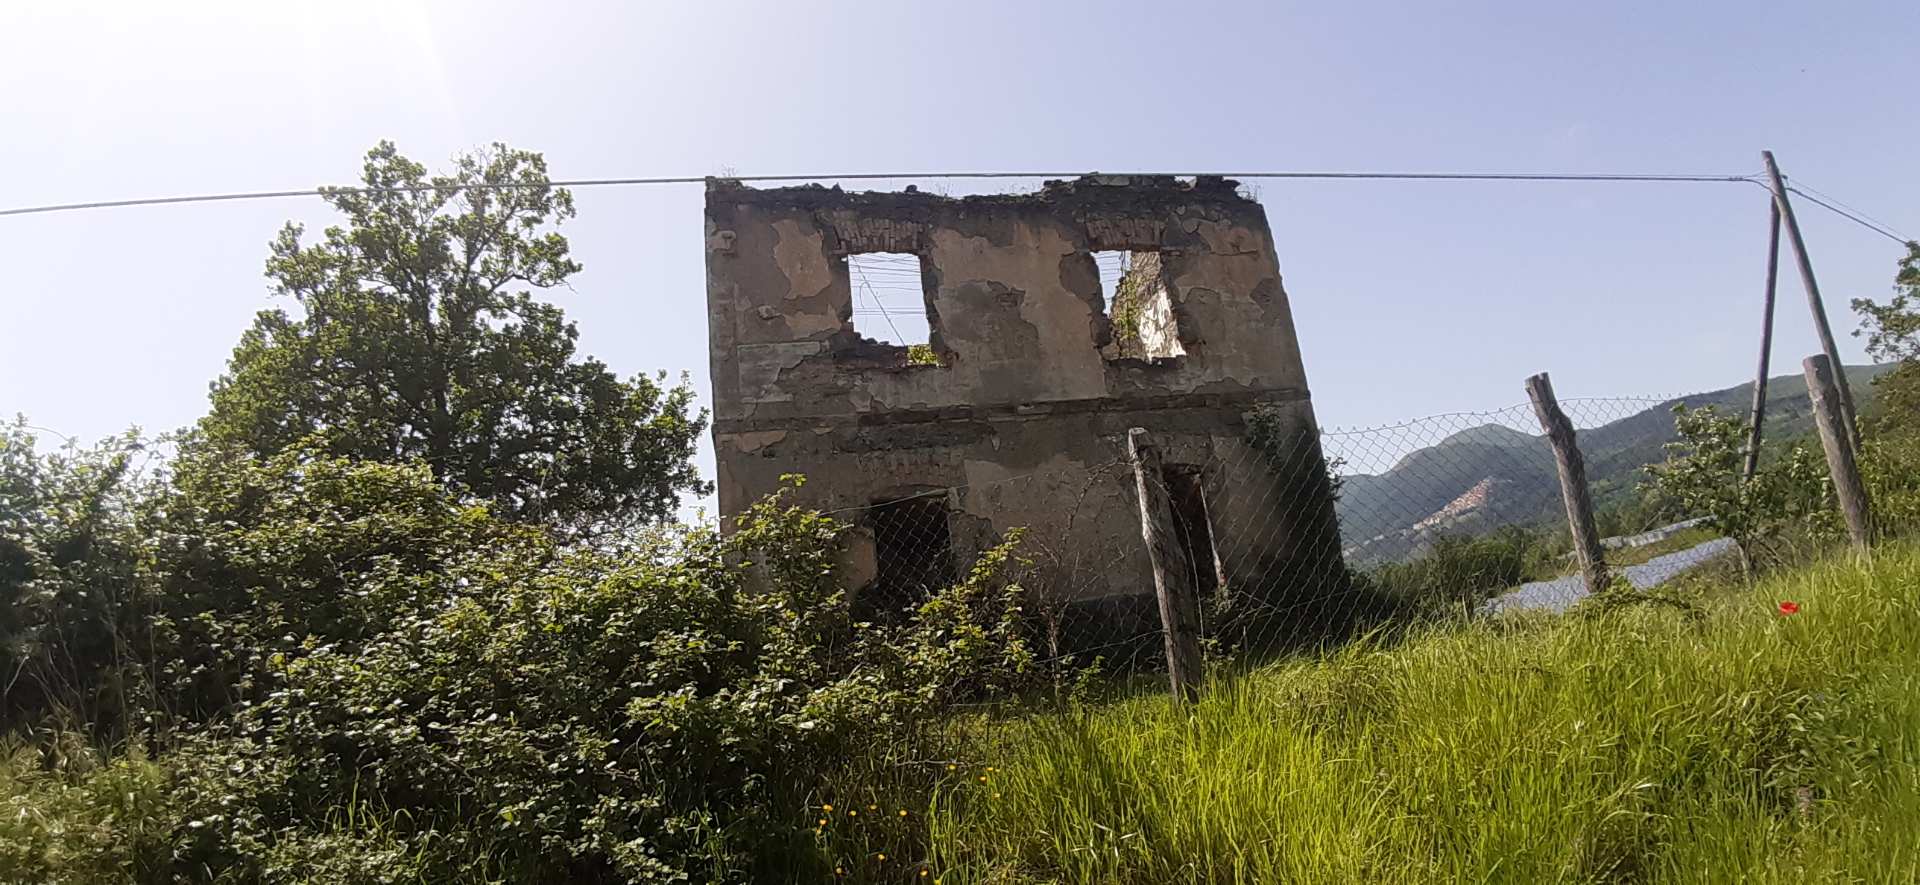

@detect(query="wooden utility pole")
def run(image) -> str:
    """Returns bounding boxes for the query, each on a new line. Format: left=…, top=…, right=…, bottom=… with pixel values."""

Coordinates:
left=1525, top=373, right=1610, bottom=596
left=1743, top=201, right=1783, bottom=481
left=1803, top=355, right=1875, bottom=551
left=1763, top=151, right=1860, bottom=450
left=1126, top=427, right=1204, bottom=704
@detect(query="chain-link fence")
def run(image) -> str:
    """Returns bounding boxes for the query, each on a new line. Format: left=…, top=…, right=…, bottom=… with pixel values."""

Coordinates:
left=816, top=393, right=1738, bottom=687
left=1317, top=395, right=1727, bottom=622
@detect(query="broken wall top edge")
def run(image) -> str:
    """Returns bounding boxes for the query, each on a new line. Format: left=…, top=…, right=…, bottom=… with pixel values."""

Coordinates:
left=704, top=174, right=1252, bottom=214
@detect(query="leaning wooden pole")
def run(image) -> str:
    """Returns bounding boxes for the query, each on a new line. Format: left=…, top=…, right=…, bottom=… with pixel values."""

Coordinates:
left=1127, top=427, right=1204, bottom=704
left=1743, top=201, right=1783, bottom=481
left=1763, top=150, right=1860, bottom=450
left=1525, top=373, right=1610, bottom=596
left=1803, top=355, right=1875, bottom=551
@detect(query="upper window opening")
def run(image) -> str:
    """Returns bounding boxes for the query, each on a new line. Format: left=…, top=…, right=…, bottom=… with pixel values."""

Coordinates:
left=1094, top=251, right=1132, bottom=314
left=846, top=252, right=940, bottom=366
left=1092, top=250, right=1186, bottom=361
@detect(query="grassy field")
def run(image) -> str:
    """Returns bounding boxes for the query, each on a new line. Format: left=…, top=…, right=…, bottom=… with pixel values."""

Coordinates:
left=911, top=545, right=1920, bottom=884
left=5, top=545, right=1916, bottom=883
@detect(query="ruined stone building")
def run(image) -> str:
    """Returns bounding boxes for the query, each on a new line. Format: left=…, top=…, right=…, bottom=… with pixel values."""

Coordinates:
left=704, top=175, right=1345, bottom=642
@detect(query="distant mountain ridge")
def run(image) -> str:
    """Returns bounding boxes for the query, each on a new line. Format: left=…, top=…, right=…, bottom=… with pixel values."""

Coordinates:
left=1334, top=364, right=1892, bottom=565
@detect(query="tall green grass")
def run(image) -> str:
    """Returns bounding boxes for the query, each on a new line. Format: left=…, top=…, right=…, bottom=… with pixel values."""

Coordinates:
left=6, top=547, right=1917, bottom=883
left=0, top=740, right=170, bottom=882
left=924, top=546, right=1920, bottom=883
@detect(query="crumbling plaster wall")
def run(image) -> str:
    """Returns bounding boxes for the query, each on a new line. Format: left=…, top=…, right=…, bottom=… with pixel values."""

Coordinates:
left=705, top=175, right=1341, bottom=611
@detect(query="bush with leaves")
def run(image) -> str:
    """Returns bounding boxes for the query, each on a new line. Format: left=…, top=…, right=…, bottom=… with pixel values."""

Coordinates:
left=0, top=420, right=154, bottom=737
left=0, top=738, right=175, bottom=884
left=1849, top=242, right=1920, bottom=372
left=144, top=481, right=1037, bottom=882
left=1642, top=405, right=1838, bottom=572
left=1859, top=431, right=1920, bottom=534
left=1363, top=526, right=1563, bottom=618
left=0, top=422, right=552, bottom=740
left=136, top=439, right=549, bottom=727
left=1850, top=240, right=1920, bottom=532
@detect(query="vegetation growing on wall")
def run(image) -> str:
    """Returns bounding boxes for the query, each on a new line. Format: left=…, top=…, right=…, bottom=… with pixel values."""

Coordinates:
left=1107, top=265, right=1145, bottom=355
left=906, top=342, right=941, bottom=366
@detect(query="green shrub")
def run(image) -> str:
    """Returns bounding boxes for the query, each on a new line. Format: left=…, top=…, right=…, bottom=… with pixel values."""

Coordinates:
left=1862, top=429, right=1920, bottom=534
left=0, top=421, right=151, bottom=737
left=1364, top=526, right=1564, bottom=617
left=0, top=738, right=172, bottom=885
left=4, top=428, right=1042, bottom=880
left=1850, top=240, right=1920, bottom=534
left=148, top=482, right=1036, bottom=882
left=1643, top=405, right=1838, bottom=572
left=0, top=426, right=547, bottom=739
left=140, top=439, right=548, bottom=725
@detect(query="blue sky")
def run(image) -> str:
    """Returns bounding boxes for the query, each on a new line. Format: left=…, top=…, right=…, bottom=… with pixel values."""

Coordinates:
left=3, top=1, right=1915, bottom=501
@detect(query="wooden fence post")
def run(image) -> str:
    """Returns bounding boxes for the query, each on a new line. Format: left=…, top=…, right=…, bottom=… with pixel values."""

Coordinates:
left=1127, top=427, right=1203, bottom=704
left=1525, top=373, right=1611, bottom=597
left=1803, top=354, right=1875, bottom=551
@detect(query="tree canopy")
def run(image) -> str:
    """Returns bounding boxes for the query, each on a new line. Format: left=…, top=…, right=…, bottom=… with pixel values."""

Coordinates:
left=1852, top=240, right=1920, bottom=433
left=1852, top=241, right=1920, bottom=363
left=200, top=142, right=707, bottom=533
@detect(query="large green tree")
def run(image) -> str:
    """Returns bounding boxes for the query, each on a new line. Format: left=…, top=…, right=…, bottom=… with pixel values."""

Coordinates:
left=1852, top=240, right=1920, bottom=433
left=201, top=142, right=707, bottom=532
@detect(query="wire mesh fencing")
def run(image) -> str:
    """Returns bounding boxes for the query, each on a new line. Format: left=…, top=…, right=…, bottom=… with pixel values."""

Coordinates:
left=821, top=450, right=1172, bottom=679
left=814, top=393, right=1737, bottom=690
left=1315, top=395, right=1696, bottom=625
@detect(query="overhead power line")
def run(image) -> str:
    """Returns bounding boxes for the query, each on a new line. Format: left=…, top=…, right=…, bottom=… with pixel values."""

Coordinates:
left=0, top=169, right=1762, bottom=219
left=4, top=167, right=1906, bottom=248
left=1784, top=185, right=1914, bottom=246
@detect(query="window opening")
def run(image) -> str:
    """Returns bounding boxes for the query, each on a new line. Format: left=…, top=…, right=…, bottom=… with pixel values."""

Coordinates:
left=1163, top=465, right=1225, bottom=600
left=863, top=493, right=954, bottom=617
left=847, top=252, right=940, bottom=366
left=1092, top=250, right=1185, bottom=360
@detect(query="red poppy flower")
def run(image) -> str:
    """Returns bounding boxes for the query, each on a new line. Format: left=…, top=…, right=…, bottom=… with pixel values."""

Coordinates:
left=1777, top=601, right=1800, bottom=615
